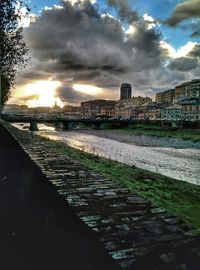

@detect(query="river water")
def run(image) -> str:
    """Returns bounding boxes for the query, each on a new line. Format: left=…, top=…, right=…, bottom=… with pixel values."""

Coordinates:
left=13, top=123, right=200, bottom=185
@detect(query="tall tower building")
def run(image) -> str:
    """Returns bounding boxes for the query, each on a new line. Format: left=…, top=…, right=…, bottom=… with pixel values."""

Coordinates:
left=120, top=83, right=132, bottom=100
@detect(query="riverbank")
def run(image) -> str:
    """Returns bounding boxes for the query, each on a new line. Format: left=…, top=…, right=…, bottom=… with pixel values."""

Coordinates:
left=76, top=129, right=200, bottom=149
left=4, top=121, right=200, bottom=269
left=114, top=124, right=200, bottom=142
left=40, top=138, right=200, bottom=231
left=6, top=122, right=200, bottom=231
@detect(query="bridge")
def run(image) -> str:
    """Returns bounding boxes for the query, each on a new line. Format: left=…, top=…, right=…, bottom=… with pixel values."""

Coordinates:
left=3, top=114, right=199, bottom=131
left=2, top=115, right=136, bottom=131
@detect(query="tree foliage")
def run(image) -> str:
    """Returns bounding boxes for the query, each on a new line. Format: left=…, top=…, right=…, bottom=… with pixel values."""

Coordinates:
left=0, top=0, right=30, bottom=105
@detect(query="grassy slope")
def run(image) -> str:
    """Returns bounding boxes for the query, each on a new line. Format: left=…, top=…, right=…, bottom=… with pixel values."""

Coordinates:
left=42, top=137, right=200, bottom=231
left=113, top=125, right=200, bottom=142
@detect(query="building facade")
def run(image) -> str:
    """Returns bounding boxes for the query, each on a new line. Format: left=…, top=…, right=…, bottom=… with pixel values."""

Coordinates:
left=181, top=99, right=200, bottom=120
left=175, top=79, right=200, bottom=99
left=100, top=105, right=115, bottom=117
left=131, top=96, right=152, bottom=106
left=137, top=102, right=163, bottom=120
left=160, top=104, right=182, bottom=120
left=120, top=83, right=132, bottom=100
left=81, top=100, right=117, bottom=117
left=156, top=89, right=175, bottom=104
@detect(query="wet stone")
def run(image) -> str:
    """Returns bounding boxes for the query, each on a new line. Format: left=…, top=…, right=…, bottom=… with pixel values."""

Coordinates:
left=164, top=217, right=180, bottom=225
left=116, top=224, right=130, bottom=231
left=160, top=253, right=175, bottom=263
left=7, top=126, right=200, bottom=270
left=166, top=225, right=181, bottom=233
left=104, top=241, right=119, bottom=251
left=147, top=227, right=163, bottom=235
left=80, top=215, right=101, bottom=223
left=111, top=203, right=127, bottom=208
left=127, top=196, right=147, bottom=204
left=119, top=259, right=136, bottom=269
left=101, top=218, right=113, bottom=224
left=150, top=207, right=166, bottom=214
left=110, top=249, right=135, bottom=260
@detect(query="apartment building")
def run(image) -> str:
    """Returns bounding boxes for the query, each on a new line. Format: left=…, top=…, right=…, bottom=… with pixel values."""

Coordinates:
left=160, top=104, right=182, bottom=120
left=81, top=100, right=117, bottom=117
left=156, top=89, right=175, bottom=104
left=182, top=98, right=200, bottom=120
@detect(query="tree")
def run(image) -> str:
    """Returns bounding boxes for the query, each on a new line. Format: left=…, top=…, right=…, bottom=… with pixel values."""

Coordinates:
left=0, top=0, right=30, bottom=113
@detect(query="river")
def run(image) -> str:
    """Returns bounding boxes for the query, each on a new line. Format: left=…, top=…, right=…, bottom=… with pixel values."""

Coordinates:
left=13, top=123, right=200, bottom=185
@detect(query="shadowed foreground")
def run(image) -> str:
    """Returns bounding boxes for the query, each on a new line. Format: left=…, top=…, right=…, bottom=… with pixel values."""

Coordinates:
left=3, top=122, right=200, bottom=270
left=0, top=123, right=120, bottom=270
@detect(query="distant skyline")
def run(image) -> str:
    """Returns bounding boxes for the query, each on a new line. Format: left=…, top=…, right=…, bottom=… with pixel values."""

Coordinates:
left=10, top=0, right=200, bottom=107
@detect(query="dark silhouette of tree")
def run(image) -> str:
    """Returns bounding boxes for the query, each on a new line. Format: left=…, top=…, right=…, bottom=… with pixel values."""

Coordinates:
left=0, top=0, right=30, bottom=111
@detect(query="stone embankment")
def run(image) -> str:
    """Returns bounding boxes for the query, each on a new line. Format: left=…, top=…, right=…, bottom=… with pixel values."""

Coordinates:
left=0, top=122, right=119, bottom=270
left=4, top=123, right=200, bottom=270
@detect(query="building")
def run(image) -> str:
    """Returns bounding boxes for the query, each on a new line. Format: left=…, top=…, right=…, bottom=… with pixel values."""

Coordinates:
left=175, top=82, right=191, bottom=98
left=81, top=100, right=117, bottom=117
left=131, top=96, right=152, bottom=106
left=3, top=104, right=28, bottom=115
left=120, top=83, right=132, bottom=100
left=115, top=96, right=153, bottom=119
left=175, top=79, right=200, bottom=99
left=100, top=105, right=115, bottom=117
left=160, top=104, right=182, bottom=120
left=156, top=89, right=175, bottom=104
left=181, top=98, right=200, bottom=120
left=63, top=105, right=81, bottom=113
left=188, top=79, right=200, bottom=98
left=138, top=102, right=165, bottom=120
left=29, top=107, right=51, bottom=114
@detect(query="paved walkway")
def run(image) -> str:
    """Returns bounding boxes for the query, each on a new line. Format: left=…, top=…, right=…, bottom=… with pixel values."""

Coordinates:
left=0, top=122, right=119, bottom=270
left=6, top=123, right=200, bottom=270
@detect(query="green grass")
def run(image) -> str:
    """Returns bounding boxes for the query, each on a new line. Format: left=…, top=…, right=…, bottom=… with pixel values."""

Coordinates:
left=4, top=121, right=200, bottom=231
left=114, top=125, right=200, bottom=142
left=41, top=137, right=200, bottom=231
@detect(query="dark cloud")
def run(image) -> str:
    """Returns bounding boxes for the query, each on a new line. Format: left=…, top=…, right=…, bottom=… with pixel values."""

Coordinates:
left=20, top=70, right=50, bottom=81
left=106, top=0, right=138, bottom=23
left=168, top=57, right=198, bottom=71
left=189, top=44, right=200, bottom=57
left=56, top=85, right=93, bottom=104
left=165, top=0, right=200, bottom=27
left=126, top=23, right=163, bottom=71
left=18, top=0, right=167, bottom=104
left=15, top=0, right=200, bottom=105
left=25, top=0, right=132, bottom=73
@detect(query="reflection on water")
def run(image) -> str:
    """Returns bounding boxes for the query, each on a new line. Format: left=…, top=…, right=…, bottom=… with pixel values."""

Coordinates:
left=12, top=123, right=55, bottom=131
left=13, top=123, right=200, bottom=185
left=36, top=129, right=200, bottom=185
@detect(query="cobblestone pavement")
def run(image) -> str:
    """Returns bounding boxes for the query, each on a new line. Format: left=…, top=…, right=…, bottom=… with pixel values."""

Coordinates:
left=7, top=125, right=200, bottom=270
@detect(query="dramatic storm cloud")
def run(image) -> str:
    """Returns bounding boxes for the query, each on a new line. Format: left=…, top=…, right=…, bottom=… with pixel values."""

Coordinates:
left=106, top=0, right=139, bottom=23
left=189, top=44, right=200, bottom=57
left=56, top=85, right=93, bottom=104
left=165, top=0, right=200, bottom=27
left=12, top=0, right=199, bottom=105
left=168, top=57, right=198, bottom=71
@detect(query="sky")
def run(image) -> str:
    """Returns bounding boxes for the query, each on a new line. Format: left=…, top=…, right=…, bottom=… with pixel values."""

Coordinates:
left=9, top=0, right=200, bottom=107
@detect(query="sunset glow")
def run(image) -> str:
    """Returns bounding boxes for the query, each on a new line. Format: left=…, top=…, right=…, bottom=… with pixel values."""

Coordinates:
left=73, top=84, right=103, bottom=96
left=18, top=80, right=63, bottom=107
